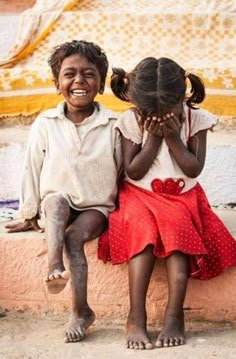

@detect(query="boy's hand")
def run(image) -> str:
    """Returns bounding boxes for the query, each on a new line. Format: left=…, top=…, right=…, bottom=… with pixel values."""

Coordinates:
left=5, top=217, right=44, bottom=233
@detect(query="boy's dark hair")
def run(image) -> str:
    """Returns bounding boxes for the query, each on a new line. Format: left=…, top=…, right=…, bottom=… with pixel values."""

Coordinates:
left=111, top=57, right=205, bottom=116
left=48, top=40, right=109, bottom=93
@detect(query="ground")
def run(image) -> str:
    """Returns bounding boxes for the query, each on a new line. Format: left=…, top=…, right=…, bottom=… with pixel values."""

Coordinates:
left=0, top=310, right=235, bottom=359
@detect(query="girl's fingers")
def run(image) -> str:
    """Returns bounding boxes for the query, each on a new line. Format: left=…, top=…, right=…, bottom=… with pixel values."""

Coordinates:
left=147, top=116, right=157, bottom=132
left=163, top=113, right=181, bottom=129
left=137, top=115, right=145, bottom=129
left=144, top=116, right=152, bottom=130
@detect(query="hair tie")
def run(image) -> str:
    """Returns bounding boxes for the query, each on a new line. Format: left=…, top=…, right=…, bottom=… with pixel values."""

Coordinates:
left=124, top=76, right=129, bottom=85
left=185, top=71, right=190, bottom=78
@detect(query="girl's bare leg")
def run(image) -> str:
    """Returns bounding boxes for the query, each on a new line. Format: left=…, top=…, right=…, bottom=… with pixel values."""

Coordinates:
left=64, top=210, right=107, bottom=343
left=44, top=195, right=70, bottom=294
left=156, top=251, right=189, bottom=348
left=127, top=245, right=156, bottom=350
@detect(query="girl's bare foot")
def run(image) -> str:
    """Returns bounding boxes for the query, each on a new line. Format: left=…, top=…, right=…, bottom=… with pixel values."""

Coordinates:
left=126, top=312, right=153, bottom=350
left=64, top=308, right=95, bottom=343
left=45, top=269, right=69, bottom=294
left=156, top=311, right=185, bottom=348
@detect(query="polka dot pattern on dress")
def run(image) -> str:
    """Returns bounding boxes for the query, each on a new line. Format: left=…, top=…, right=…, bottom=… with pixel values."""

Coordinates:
left=98, top=181, right=236, bottom=280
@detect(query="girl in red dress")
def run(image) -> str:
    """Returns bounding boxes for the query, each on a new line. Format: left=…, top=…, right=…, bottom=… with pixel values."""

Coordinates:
left=98, top=57, right=236, bottom=350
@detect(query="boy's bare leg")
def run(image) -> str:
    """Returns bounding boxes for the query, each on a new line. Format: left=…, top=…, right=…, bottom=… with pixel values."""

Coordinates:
left=64, top=209, right=107, bottom=343
left=44, top=195, right=70, bottom=294
left=156, top=251, right=189, bottom=348
left=126, top=245, right=155, bottom=350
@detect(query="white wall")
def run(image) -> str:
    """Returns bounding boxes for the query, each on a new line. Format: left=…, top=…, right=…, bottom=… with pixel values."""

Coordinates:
left=0, top=128, right=235, bottom=206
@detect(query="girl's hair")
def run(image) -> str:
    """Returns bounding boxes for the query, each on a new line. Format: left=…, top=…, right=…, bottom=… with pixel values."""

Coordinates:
left=111, top=57, right=205, bottom=116
left=48, top=40, right=109, bottom=93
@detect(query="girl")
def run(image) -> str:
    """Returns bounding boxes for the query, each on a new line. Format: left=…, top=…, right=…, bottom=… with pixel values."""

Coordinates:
left=98, top=57, right=236, bottom=350
left=5, top=40, right=122, bottom=343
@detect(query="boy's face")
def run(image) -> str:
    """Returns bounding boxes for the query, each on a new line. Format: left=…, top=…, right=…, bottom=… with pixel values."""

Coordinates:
left=57, top=54, right=102, bottom=111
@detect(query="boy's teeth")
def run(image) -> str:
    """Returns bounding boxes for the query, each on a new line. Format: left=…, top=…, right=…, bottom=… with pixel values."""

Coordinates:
left=72, top=90, right=87, bottom=96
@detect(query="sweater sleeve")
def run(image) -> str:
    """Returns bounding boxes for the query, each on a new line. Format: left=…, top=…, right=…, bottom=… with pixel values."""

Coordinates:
left=19, top=116, right=46, bottom=219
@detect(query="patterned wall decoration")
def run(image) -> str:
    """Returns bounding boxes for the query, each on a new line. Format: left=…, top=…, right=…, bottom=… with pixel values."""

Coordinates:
left=0, top=0, right=235, bottom=116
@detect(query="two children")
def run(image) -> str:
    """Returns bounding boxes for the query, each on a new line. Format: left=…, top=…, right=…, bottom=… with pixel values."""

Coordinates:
left=98, top=57, right=236, bottom=349
left=6, top=47, right=236, bottom=349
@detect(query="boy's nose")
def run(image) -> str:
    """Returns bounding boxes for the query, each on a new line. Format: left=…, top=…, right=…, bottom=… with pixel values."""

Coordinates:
left=75, top=74, right=85, bottom=83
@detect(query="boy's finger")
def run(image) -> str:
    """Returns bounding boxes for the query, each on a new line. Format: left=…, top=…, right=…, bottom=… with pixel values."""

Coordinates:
left=5, top=223, right=18, bottom=229
left=31, top=221, right=43, bottom=233
left=6, top=223, right=28, bottom=233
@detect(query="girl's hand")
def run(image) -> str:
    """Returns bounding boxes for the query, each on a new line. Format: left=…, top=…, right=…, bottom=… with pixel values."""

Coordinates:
left=161, top=113, right=182, bottom=138
left=143, top=116, right=164, bottom=137
left=5, top=217, right=44, bottom=233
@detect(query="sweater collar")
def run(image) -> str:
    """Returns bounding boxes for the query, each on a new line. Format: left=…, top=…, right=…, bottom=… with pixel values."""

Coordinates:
left=44, top=101, right=116, bottom=126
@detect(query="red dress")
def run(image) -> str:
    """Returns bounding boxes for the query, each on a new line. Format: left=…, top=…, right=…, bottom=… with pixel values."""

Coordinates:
left=98, top=180, right=236, bottom=280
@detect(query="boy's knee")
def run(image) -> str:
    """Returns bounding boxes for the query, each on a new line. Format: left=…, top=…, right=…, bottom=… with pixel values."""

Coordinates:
left=66, top=228, right=95, bottom=244
left=44, top=194, right=69, bottom=213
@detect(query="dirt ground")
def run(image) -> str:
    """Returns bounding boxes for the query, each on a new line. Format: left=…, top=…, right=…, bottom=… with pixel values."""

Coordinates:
left=0, top=310, right=235, bottom=359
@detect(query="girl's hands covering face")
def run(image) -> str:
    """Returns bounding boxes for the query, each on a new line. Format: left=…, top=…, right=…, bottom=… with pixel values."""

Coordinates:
left=137, top=107, right=185, bottom=138
left=137, top=115, right=163, bottom=137
left=161, top=112, right=182, bottom=137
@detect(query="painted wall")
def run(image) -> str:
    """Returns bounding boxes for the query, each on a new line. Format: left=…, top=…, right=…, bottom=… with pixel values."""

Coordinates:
left=1, top=126, right=235, bottom=206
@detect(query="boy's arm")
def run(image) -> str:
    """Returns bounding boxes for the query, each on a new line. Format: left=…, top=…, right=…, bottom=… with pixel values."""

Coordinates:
left=19, top=117, right=46, bottom=220
left=5, top=120, right=46, bottom=233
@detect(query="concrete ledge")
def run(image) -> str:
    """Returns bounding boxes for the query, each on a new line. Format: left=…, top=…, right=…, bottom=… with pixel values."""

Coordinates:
left=0, top=209, right=235, bottom=323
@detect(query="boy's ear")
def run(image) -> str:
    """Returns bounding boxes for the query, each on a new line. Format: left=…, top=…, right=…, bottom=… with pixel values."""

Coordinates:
left=99, top=82, right=105, bottom=94
left=55, top=82, right=61, bottom=95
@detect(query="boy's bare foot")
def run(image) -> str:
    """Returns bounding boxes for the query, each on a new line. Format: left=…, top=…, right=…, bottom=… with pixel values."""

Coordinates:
left=64, top=309, right=95, bottom=343
left=126, top=313, right=153, bottom=350
left=45, top=269, right=69, bottom=294
left=156, top=311, right=185, bottom=348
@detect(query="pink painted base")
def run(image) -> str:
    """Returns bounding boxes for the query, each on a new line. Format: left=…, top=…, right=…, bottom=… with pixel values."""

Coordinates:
left=0, top=228, right=235, bottom=323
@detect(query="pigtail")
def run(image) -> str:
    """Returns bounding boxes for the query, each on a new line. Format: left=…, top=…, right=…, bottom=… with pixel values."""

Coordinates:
left=110, top=67, right=130, bottom=102
left=186, top=73, right=205, bottom=108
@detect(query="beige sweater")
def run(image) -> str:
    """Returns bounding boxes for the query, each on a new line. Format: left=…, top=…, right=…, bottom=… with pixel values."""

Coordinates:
left=19, top=102, right=122, bottom=219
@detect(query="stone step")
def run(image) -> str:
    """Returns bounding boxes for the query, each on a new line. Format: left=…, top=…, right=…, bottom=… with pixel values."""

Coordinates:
left=0, top=208, right=235, bottom=322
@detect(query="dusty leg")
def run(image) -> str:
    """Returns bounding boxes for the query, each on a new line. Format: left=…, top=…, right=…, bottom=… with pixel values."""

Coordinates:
left=64, top=210, right=107, bottom=343
left=156, top=251, right=189, bottom=348
left=126, top=245, right=155, bottom=350
left=44, top=195, right=70, bottom=294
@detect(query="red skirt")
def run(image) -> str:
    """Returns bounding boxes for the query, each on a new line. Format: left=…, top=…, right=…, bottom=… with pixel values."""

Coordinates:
left=98, top=181, right=236, bottom=280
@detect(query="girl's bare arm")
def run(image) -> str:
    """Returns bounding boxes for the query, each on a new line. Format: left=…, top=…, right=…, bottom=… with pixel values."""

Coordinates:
left=122, top=126, right=163, bottom=180
left=163, top=114, right=207, bottom=178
